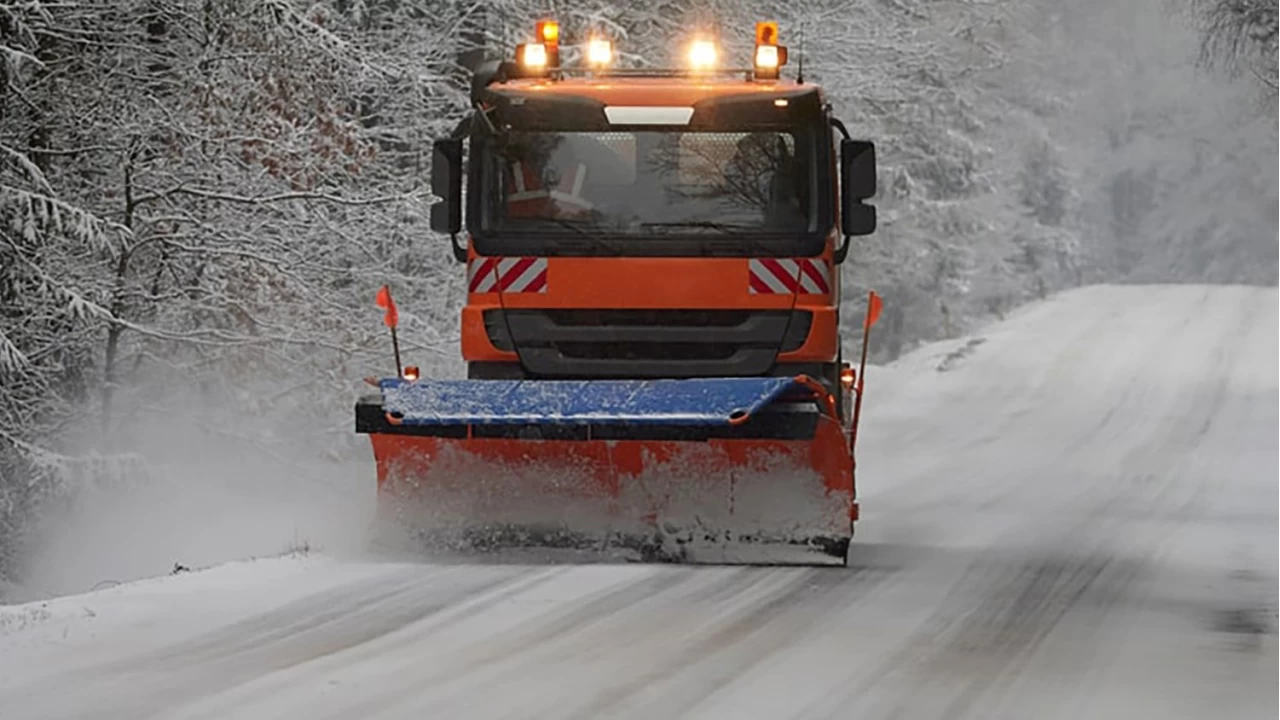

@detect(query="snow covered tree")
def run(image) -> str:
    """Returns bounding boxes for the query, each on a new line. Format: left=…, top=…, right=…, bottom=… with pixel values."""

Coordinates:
left=1019, top=139, right=1070, bottom=228
left=0, top=0, right=472, bottom=582
left=1047, top=0, right=1278, bottom=286
left=1195, top=0, right=1279, bottom=96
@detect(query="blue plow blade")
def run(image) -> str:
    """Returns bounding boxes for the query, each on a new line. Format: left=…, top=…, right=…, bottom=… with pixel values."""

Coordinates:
left=378, top=376, right=807, bottom=427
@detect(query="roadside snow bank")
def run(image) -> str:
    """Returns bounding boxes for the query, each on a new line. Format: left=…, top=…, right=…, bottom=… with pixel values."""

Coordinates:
left=3, top=554, right=322, bottom=640
left=0, top=552, right=397, bottom=688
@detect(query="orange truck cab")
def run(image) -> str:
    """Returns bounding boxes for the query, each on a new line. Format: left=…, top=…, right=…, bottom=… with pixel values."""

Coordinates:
left=429, top=23, right=878, bottom=422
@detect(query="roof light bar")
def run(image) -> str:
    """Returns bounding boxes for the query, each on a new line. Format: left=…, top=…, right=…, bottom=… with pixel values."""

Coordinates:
left=499, top=20, right=789, bottom=81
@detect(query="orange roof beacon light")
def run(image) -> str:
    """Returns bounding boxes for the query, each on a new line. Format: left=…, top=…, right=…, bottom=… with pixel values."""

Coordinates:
left=753, top=21, right=788, bottom=80
left=537, top=19, right=560, bottom=46
left=514, top=19, right=559, bottom=74
left=537, top=18, right=561, bottom=67
left=755, top=21, right=778, bottom=46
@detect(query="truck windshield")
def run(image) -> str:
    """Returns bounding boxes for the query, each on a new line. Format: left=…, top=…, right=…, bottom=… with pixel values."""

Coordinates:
left=479, top=130, right=817, bottom=239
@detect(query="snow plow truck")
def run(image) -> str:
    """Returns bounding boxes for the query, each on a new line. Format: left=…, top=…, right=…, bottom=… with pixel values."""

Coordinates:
left=355, top=20, right=882, bottom=565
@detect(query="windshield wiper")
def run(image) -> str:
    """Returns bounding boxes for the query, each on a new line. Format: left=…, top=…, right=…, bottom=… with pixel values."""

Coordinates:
left=640, top=221, right=753, bottom=234
left=523, top=216, right=593, bottom=235
left=522, top=217, right=621, bottom=254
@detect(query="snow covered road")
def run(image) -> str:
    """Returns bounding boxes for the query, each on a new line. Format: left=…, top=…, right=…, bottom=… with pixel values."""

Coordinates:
left=2, top=284, right=1276, bottom=719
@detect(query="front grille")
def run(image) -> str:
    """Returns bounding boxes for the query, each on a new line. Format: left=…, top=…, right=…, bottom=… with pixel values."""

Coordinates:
left=540, top=309, right=753, bottom=327
left=555, top=342, right=739, bottom=361
left=486, top=309, right=813, bottom=378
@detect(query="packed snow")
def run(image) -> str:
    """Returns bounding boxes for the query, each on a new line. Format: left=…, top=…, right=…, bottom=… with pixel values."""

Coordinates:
left=1, top=285, right=1275, bottom=719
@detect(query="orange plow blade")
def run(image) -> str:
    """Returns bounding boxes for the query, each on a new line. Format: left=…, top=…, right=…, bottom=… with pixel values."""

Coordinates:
left=355, top=377, right=855, bottom=565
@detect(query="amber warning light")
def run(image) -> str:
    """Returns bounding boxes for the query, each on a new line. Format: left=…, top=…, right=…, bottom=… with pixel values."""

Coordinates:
left=537, top=19, right=560, bottom=46
left=753, top=21, right=788, bottom=80
left=756, top=21, right=778, bottom=45
left=514, top=19, right=560, bottom=73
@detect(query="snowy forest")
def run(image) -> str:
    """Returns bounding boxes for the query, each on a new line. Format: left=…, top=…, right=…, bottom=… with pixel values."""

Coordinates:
left=1, top=0, right=1276, bottom=590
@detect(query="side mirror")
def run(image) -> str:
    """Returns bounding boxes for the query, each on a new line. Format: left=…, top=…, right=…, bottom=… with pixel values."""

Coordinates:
left=839, top=139, right=877, bottom=247
left=841, top=139, right=876, bottom=200
left=430, top=138, right=463, bottom=236
left=835, top=139, right=877, bottom=263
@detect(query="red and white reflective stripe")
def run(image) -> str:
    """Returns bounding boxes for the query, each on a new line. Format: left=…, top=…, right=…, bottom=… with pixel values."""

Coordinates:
left=468, top=257, right=548, bottom=294
left=748, top=258, right=830, bottom=294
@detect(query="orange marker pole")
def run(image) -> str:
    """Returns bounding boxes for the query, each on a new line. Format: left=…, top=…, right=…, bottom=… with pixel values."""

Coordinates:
left=375, top=284, right=403, bottom=378
left=849, top=290, right=882, bottom=457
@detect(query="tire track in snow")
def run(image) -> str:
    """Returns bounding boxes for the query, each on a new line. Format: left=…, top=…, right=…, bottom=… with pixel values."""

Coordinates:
left=562, top=566, right=898, bottom=720
left=338, top=567, right=695, bottom=718
left=7, top=565, right=536, bottom=720
left=164, top=564, right=581, bottom=720
left=901, top=551, right=1142, bottom=719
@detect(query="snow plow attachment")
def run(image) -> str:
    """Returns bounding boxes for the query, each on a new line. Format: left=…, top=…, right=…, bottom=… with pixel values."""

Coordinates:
left=355, top=375, right=856, bottom=565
